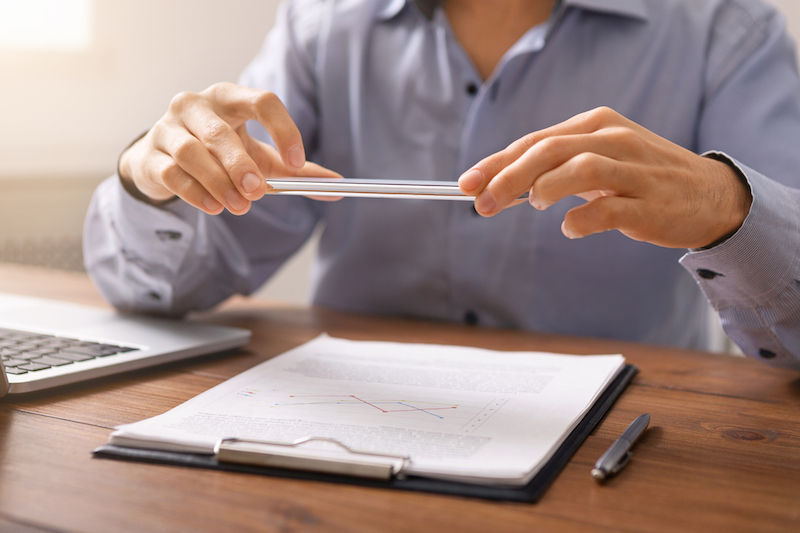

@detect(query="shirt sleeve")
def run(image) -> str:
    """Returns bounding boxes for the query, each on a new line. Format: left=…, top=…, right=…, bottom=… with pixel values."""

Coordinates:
left=680, top=157, right=800, bottom=370
left=682, top=5, right=800, bottom=370
left=82, top=0, right=323, bottom=317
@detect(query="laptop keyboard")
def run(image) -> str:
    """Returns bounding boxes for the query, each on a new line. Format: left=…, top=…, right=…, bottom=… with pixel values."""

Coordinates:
left=0, top=327, right=139, bottom=375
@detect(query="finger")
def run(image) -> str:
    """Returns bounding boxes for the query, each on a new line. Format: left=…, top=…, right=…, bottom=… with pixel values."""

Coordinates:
left=531, top=152, right=637, bottom=210
left=177, top=110, right=266, bottom=203
left=561, top=195, right=645, bottom=241
left=147, top=151, right=225, bottom=215
left=474, top=127, right=641, bottom=216
left=465, top=110, right=633, bottom=216
left=297, top=162, right=343, bottom=178
left=204, top=82, right=306, bottom=170
left=166, top=89, right=267, bottom=202
left=246, top=137, right=342, bottom=181
left=294, top=162, right=345, bottom=201
left=154, top=123, right=252, bottom=215
left=245, top=138, right=344, bottom=201
left=475, top=133, right=618, bottom=216
left=459, top=106, right=628, bottom=197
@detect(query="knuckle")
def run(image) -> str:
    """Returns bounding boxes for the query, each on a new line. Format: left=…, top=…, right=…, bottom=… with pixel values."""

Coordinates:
left=202, top=120, right=233, bottom=144
left=203, top=81, right=233, bottom=98
left=158, top=160, right=183, bottom=184
left=254, top=90, right=282, bottom=111
left=533, top=136, right=563, bottom=162
left=515, top=132, right=538, bottom=152
left=168, top=91, right=198, bottom=112
left=585, top=106, right=618, bottom=129
left=594, top=106, right=615, bottom=120
left=492, top=173, right=521, bottom=201
left=223, top=151, right=248, bottom=170
left=172, top=177, right=195, bottom=199
left=571, top=152, right=600, bottom=176
left=172, top=136, right=202, bottom=162
left=607, top=125, right=646, bottom=152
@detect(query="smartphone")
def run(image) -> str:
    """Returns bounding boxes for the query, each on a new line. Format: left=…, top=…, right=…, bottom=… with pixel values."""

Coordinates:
left=264, top=177, right=477, bottom=200
left=265, top=177, right=531, bottom=201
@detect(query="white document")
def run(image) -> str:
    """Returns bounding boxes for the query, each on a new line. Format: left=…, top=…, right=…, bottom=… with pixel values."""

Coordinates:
left=109, top=335, right=625, bottom=486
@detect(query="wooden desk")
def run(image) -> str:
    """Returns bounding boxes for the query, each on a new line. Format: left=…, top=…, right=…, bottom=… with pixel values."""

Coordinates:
left=1, top=262, right=799, bottom=533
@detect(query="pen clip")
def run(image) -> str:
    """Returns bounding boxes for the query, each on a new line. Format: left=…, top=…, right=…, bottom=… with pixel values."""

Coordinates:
left=592, top=413, right=650, bottom=482
left=609, top=451, right=632, bottom=475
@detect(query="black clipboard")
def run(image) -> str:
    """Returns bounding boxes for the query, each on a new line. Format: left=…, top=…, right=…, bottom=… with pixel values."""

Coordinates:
left=93, top=364, right=637, bottom=502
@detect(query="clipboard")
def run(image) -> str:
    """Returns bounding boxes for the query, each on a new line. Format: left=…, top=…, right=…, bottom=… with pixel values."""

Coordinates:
left=93, top=364, right=638, bottom=502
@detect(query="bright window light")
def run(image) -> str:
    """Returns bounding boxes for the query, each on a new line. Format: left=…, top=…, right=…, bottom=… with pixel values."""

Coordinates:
left=0, top=0, right=91, bottom=50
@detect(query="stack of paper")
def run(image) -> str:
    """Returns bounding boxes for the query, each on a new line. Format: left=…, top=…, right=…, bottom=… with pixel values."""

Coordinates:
left=106, top=334, right=626, bottom=487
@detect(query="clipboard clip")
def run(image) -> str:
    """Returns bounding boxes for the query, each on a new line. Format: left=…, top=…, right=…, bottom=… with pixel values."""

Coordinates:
left=214, top=436, right=409, bottom=480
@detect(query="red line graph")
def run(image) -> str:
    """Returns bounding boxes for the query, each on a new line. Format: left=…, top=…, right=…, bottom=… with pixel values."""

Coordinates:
left=277, top=395, right=459, bottom=418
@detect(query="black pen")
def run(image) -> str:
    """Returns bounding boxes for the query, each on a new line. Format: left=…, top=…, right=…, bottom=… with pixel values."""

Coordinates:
left=591, top=413, right=650, bottom=482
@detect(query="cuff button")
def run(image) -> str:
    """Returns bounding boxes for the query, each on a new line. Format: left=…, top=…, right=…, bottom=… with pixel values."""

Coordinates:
left=758, top=348, right=777, bottom=359
left=696, top=269, right=721, bottom=280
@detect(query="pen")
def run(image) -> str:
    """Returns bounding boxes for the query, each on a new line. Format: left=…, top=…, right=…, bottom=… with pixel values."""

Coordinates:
left=591, top=413, right=650, bottom=482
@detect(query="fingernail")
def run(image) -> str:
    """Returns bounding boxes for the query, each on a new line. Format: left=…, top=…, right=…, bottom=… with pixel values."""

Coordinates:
left=288, top=145, right=305, bottom=169
left=242, top=172, right=261, bottom=194
left=529, top=194, right=542, bottom=210
left=475, top=191, right=496, bottom=214
left=562, top=222, right=576, bottom=239
left=202, top=196, right=221, bottom=212
left=225, top=189, right=248, bottom=211
left=459, top=168, right=484, bottom=192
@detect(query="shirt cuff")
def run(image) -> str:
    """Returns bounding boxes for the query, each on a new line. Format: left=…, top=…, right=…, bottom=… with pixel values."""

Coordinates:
left=679, top=153, right=800, bottom=309
left=101, top=175, right=198, bottom=274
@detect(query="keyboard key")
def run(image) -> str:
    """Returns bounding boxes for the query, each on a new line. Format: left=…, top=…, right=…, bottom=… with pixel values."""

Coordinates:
left=0, top=332, right=33, bottom=341
left=17, top=362, right=51, bottom=371
left=50, top=351, right=95, bottom=362
left=116, top=346, right=139, bottom=353
left=0, top=327, right=139, bottom=373
left=59, top=346, right=124, bottom=357
left=13, top=352, right=54, bottom=361
left=32, top=356, right=73, bottom=367
left=18, top=348, right=58, bottom=358
left=38, top=338, right=84, bottom=348
left=4, top=343, right=44, bottom=352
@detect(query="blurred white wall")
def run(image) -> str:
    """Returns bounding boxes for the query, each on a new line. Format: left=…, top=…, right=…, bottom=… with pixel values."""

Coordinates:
left=0, top=0, right=799, bottom=304
left=772, top=0, right=800, bottom=42
left=0, top=0, right=280, bottom=177
left=0, top=0, right=281, bottom=270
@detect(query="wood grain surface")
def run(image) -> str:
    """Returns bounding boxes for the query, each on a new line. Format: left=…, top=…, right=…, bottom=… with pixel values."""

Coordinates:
left=1, top=262, right=798, bottom=533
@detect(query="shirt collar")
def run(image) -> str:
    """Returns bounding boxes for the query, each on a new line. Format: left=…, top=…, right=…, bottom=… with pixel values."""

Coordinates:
left=375, top=0, right=414, bottom=21
left=560, top=0, right=648, bottom=21
left=375, top=0, right=649, bottom=22
left=375, top=0, right=438, bottom=21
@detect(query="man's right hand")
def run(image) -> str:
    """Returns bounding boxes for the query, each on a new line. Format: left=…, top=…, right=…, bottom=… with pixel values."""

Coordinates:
left=118, top=82, right=338, bottom=215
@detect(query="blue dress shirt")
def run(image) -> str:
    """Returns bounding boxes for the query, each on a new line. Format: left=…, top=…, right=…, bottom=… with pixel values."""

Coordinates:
left=84, top=0, right=800, bottom=369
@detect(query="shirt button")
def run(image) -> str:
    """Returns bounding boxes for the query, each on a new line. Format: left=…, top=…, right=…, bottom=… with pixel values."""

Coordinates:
left=465, top=83, right=478, bottom=96
left=463, top=310, right=479, bottom=325
left=155, top=230, right=182, bottom=241
left=696, top=269, right=721, bottom=280
left=758, top=348, right=777, bottom=359
left=471, top=204, right=481, bottom=217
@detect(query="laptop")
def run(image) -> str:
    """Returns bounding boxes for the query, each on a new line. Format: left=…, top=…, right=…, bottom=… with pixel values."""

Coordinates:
left=0, top=292, right=251, bottom=397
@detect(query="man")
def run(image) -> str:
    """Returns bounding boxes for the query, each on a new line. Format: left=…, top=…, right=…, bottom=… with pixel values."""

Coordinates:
left=84, top=0, right=800, bottom=369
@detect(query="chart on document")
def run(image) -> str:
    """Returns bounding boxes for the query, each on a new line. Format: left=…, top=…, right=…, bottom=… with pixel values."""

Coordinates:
left=217, top=386, right=510, bottom=434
